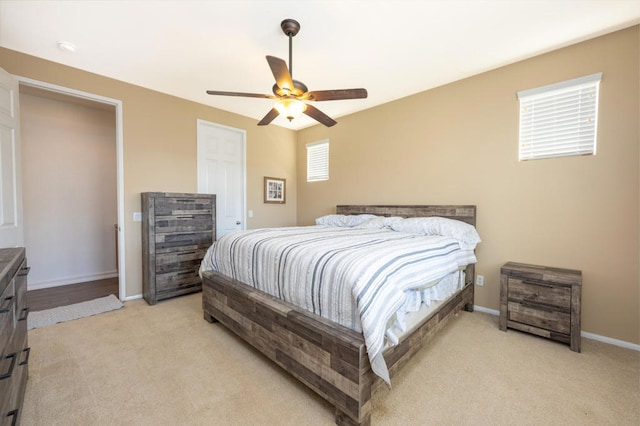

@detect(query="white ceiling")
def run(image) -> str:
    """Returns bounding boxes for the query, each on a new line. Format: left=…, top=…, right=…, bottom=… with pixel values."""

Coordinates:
left=1, top=0, right=639, bottom=130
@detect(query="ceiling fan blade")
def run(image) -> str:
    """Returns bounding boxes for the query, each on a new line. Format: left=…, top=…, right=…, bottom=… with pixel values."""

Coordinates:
left=303, top=88, right=368, bottom=101
left=257, top=107, right=280, bottom=126
left=206, top=90, right=276, bottom=99
left=303, top=104, right=337, bottom=127
left=266, top=56, right=295, bottom=92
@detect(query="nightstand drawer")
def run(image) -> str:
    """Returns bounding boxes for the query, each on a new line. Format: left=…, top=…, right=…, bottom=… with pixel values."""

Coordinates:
left=507, top=301, right=570, bottom=334
left=507, top=278, right=571, bottom=310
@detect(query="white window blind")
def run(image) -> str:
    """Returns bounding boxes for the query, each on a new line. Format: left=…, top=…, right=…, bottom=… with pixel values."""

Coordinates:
left=306, top=140, right=329, bottom=182
left=517, top=72, right=602, bottom=161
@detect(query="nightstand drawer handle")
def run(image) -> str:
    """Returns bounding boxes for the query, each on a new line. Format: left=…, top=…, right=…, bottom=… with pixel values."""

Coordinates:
left=522, top=280, right=556, bottom=288
left=0, top=352, right=17, bottom=380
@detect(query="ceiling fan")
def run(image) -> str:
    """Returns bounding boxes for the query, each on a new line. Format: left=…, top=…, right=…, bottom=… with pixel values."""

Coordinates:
left=206, top=19, right=367, bottom=127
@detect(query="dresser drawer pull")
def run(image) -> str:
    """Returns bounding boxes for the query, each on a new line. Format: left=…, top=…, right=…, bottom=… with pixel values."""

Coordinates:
left=178, top=271, right=194, bottom=275
left=178, top=251, right=196, bottom=256
left=6, top=409, right=18, bottom=426
left=19, top=347, right=30, bottom=366
left=176, top=216, right=195, bottom=220
left=0, top=296, right=13, bottom=313
left=18, top=266, right=30, bottom=276
left=18, top=307, right=29, bottom=322
left=175, top=199, right=196, bottom=203
left=0, top=352, right=17, bottom=380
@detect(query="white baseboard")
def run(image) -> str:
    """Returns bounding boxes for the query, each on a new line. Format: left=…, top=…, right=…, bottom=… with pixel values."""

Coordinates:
left=474, top=304, right=640, bottom=352
left=122, top=294, right=143, bottom=302
left=28, top=270, right=118, bottom=291
left=474, top=305, right=500, bottom=316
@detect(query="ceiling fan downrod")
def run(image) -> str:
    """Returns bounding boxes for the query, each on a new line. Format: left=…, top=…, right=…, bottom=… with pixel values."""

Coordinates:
left=281, top=19, right=300, bottom=79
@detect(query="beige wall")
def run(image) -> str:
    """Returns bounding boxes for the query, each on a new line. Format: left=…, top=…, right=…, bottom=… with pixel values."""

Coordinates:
left=297, top=26, right=640, bottom=344
left=0, top=48, right=298, bottom=298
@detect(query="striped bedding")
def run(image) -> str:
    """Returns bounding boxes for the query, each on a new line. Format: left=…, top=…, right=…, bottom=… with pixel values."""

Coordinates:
left=200, top=225, right=477, bottom=384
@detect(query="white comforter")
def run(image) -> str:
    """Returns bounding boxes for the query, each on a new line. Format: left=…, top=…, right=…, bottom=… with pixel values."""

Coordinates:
left=200, top=225, right=477, bottom=385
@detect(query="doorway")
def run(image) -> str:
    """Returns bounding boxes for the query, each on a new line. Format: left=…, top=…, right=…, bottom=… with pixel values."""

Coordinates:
left=17, top=77, right=126, bottom=302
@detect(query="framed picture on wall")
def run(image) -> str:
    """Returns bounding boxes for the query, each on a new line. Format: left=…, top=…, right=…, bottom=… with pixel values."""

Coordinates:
left=264, top=177, right=286, bottom=204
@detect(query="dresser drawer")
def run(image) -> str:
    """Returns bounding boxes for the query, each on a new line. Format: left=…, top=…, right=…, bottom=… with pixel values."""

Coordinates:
left=155, top=214, right=213, bottom=233
left=0, top=283, right=15, bottom=353
left=156, top=270, right=202, bottom=294
left=155, top=231, right=212, bottom=251
left=155, top=249, right=208, bottom=273
left=507, top=278, right=571, bottom=310
left=154, top=196, right=213, bottom=216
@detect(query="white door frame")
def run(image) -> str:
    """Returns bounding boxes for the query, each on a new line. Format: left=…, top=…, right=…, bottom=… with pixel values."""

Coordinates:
left=196, top=119, right=247, bottom=236
left=16, top=75, right=127, bottom=300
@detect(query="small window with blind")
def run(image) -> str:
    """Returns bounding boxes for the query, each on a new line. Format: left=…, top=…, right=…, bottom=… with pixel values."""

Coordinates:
left=306, top=140, right=329, bottom=182
left=517, top=72, right=602, bottom=161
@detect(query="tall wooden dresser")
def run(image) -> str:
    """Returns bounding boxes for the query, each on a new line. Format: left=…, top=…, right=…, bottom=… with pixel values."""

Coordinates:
left=142, top=192, right=216, bottom=305
left=0, top=248, right=30, bottom=425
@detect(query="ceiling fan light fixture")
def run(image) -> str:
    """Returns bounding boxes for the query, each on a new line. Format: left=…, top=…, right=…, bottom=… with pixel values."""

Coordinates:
left=275, top=99, right=306, bottom=121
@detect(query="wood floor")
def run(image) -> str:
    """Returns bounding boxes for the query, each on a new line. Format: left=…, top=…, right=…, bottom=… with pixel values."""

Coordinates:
left=27, top=277, right=119, bottom=312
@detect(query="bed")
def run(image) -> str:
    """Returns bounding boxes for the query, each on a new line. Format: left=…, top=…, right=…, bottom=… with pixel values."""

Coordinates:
left=201, top=205, right=478, bottom=425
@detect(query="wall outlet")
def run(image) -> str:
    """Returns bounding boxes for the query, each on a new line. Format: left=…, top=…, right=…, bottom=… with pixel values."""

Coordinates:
left=248, top=210, right=254, bottom=218
left=476, top=275, right=484, bottom=286
left=133, top=212, right=142, bottom=222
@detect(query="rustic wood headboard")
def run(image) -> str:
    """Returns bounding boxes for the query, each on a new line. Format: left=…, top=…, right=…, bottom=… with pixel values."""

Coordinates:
left=336, top=205, right=477, bottom=226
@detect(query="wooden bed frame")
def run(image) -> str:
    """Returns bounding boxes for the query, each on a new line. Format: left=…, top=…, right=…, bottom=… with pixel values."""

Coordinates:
left=201, top=205, right=476, bottom=425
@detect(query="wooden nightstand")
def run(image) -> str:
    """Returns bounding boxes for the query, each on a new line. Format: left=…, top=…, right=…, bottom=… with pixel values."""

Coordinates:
left=499, top=262, right=582, bottom=352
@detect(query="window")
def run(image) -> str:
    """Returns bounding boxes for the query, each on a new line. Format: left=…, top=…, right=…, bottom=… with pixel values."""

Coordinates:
left=517, top=72, right=602, bottom=161
left=306, top=140, right=329, bottom=182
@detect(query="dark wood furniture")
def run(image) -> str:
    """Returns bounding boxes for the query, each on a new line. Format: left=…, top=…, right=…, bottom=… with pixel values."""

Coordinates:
left=0, top=248, right=30, bottom=426
left=499, top=261, right=582, bottom=352
left=142, top=192, right=216, bottom=305
left=202, top=205, right=477, bottom=426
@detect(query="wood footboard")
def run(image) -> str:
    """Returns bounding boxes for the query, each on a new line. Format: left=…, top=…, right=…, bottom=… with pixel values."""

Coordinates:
left=202, top=270, right=474, bottom=425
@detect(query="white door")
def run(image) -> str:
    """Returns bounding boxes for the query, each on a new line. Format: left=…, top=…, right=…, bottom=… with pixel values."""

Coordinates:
left=0, top=67, right=23, bottom=247
left=197, top=119, right=246, bottom=238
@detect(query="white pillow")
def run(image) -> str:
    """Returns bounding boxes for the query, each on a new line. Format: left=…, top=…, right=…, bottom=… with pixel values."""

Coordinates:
left=315, top=214, right=379, bottom=227
left=390, top=216, right=481, bottom=249
left=355, top=216, right=404, bottom=230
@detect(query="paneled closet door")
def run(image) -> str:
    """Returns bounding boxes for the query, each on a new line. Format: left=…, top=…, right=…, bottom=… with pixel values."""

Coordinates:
left=197, top=119, right=246, bottom=239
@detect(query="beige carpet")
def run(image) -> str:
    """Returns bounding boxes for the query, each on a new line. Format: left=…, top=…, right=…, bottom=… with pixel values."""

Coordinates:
left=23, top=293, right=639, bottom=425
